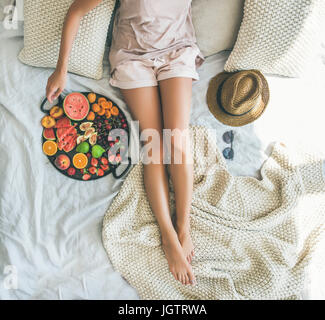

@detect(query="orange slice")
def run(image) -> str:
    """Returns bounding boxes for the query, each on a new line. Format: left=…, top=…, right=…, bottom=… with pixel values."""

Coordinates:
left=111, top=106, right=119, bottom=116
left=43, top=140, right=58, bottom=156
left=73, top=153, right=88, bottom=169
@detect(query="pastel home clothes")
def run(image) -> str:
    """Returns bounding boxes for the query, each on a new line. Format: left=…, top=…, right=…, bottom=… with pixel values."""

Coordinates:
left=109, top=45, right=202, bottom=89
left=108, top=0, right=205, bottom=89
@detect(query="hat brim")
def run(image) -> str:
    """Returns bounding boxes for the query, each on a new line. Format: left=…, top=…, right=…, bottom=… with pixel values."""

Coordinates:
left=206, top=70, right=270, bottom=127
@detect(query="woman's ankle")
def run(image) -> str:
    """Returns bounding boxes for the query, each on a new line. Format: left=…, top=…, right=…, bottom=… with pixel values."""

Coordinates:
left=176, top=221, right=190, bottom=236
left=161, top=228, right=179, bottom=246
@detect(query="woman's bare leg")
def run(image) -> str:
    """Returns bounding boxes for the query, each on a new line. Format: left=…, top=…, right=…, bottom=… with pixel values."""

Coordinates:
left=158, top=77, right=195, bottom=263
left=120, top=86, right=195, bottom=285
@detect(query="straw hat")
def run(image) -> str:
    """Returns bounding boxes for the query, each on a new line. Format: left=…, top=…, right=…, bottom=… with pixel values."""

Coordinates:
left=206, top=70, right=270, bottom=127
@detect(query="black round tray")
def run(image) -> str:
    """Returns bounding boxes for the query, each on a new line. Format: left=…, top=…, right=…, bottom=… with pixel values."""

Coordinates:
left=40, top=92, right=132, bottom=181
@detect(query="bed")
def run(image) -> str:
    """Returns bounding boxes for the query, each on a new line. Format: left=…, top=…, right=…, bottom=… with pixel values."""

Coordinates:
left=0, top=21, right=325, bottom=300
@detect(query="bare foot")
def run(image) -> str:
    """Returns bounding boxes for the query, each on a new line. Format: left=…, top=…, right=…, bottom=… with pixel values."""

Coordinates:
left=162, top=234, right=196, bottom=286
left=176, top=226, right=195, bottom=264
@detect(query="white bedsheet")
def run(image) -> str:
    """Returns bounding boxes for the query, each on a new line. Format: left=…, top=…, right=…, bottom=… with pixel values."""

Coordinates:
left=0, top=22, right=325, bottom=300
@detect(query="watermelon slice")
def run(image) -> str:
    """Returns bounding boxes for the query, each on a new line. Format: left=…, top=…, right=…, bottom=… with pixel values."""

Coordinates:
left=55, top=117, right=71, bottom=129
left=56, top=124, right=77, bottom=140
left=43, top=128, right=55, bottom=140
left=63, top=92, right=90, bottom=121
left=56, top=124, right=78, bottom=152
left=63, top=138, right=77, bottom=153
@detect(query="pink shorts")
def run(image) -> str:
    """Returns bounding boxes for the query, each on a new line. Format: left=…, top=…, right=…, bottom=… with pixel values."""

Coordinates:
left=109, top=46, right=201, bottom=89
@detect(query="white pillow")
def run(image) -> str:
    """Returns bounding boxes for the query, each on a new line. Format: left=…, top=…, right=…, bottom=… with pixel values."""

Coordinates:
left=224, top=0, right=325, bottom=77
left=18, top=0, right=116, bottom=80
left=191, top=0, right=244, bottom=57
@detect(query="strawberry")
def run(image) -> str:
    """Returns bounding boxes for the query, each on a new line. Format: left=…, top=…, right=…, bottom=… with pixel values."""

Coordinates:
left=89, top=166, right=97, bottom=175
left=115, top=154, right=121, bottom=163
left=108, top=155, right=115, bottom=163
left=82, top=174, right=91, bottom=181
left=100, top=157, right=108, bottom=165
left=67, top=167, right=76, bottom=176
left=97, top=168, right=104, bottom=176
left=100, top=164, right=109, bottom=171
left=91, top=158, right=98, bottom=167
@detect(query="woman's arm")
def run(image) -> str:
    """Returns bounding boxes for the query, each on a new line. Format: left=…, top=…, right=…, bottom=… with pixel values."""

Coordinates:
left=46, top=0, right=103, bottom=103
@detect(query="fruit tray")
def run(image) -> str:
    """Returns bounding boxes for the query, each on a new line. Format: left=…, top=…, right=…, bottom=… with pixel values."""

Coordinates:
left=40, top=92, right=132, bottom=181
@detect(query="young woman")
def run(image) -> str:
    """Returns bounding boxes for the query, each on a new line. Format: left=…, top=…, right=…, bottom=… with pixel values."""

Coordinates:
left=46, top=0, right=205, bottom=286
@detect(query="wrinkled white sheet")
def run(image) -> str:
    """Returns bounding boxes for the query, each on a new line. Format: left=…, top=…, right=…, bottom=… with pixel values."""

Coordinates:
left=0, top=22, right=325, bottom=300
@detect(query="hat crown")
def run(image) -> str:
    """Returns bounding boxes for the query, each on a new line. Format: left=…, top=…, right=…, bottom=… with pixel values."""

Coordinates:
left=221, top=71, right=262, bottom=116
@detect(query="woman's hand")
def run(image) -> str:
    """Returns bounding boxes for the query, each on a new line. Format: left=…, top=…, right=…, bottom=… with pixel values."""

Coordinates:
left=46, top=69, right=67, bottom=103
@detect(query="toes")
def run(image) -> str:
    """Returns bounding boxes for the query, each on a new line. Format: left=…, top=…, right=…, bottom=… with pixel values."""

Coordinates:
left=181, top=274, right=186, bottom=285
left=191, top=249, right=195, bottom=257
left=188, top=269, right=196, bottom=285
left=171, top=270, right=177, bottom=281
left=184, top=273, right=190, bottom=285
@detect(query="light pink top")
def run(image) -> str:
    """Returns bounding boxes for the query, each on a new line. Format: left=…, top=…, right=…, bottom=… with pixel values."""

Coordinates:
left=108, top=0, right=205, bottom=74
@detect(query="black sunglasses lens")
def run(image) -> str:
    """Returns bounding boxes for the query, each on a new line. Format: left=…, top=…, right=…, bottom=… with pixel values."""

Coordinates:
left=223, top=147, right=234, bottom=160
left=222, top=131, right=234, bottom=144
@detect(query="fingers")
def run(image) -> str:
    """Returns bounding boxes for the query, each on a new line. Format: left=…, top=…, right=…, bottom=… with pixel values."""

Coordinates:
left=46, top=85, right=57, bottom=104
left=47, top=86, right=63, bottom=104
left=53, top=87, right=63, bottom=100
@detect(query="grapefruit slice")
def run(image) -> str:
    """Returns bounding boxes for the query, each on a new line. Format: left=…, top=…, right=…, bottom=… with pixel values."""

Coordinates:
left=73, top=153, right=88, bottom=169
left=43, top=140, right=58, bottom=156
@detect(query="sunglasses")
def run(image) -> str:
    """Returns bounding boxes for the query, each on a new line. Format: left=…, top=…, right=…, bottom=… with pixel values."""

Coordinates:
left=222, top=130, right=234, bottom=160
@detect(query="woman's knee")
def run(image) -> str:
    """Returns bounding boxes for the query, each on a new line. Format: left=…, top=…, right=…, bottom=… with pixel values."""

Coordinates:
left=165, top=128, right=192, bottom=165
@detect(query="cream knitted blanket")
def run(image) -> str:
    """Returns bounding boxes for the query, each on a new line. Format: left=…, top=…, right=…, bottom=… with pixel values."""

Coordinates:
left=102, top=125, right=325, bottom=300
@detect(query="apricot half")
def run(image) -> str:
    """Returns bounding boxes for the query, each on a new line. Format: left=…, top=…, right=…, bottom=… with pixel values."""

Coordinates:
left=41, top=115, right=56, bottom=128
left=87, top=93, right=96, bottom=103
left=49, top=106, right=64, bottom=119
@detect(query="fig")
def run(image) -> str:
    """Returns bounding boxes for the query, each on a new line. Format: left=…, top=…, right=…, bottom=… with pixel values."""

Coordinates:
left=79, top=122, right=93, bottom=131
left=89, top=132, right=97, bottom=146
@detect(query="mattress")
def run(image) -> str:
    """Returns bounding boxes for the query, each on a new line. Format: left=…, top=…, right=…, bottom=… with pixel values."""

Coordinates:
left=0, top=22, right=324, bottom=300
